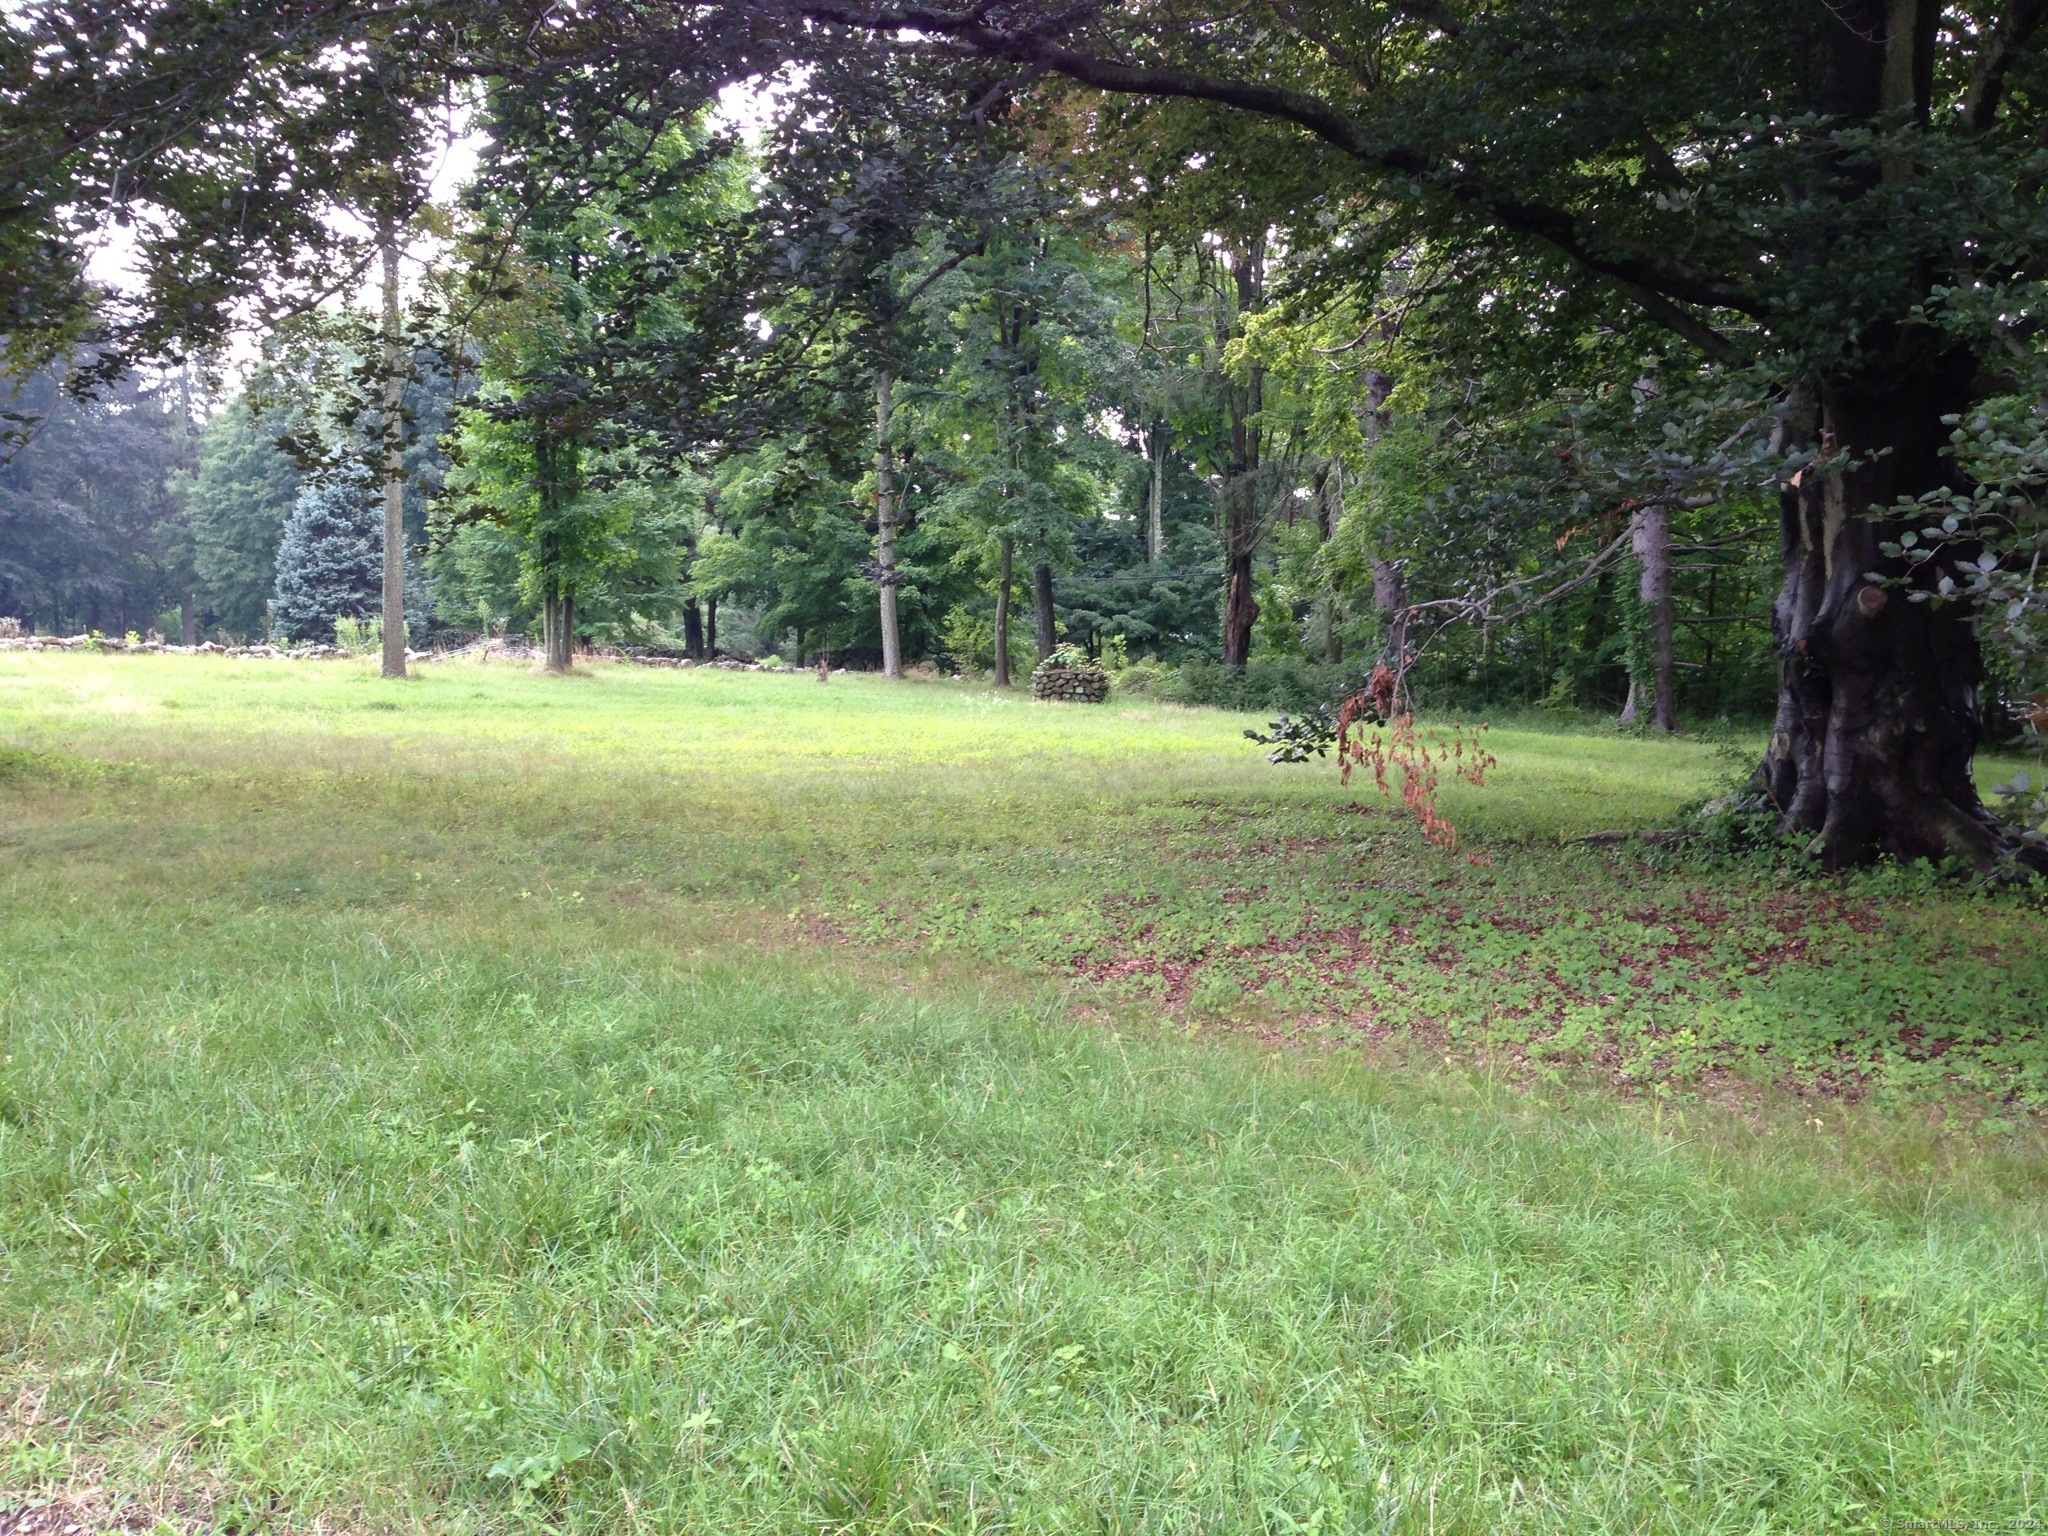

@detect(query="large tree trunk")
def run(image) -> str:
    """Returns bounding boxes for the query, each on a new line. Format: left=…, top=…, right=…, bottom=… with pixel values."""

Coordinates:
left=683, top=599, right=704, bottom=660
left=1032, top=562, right=1056, bottom=662
left=1755, top=349, right=2040, bottom=873
left=544, top=591, right=574, bottom=675
left=1742, top=3, right=2040, bottom=871
left=874, top=368, right=903, bottom=679
left=377, top=228, right=408, bottom=681
left=993, top=538, right=1014, bottom=688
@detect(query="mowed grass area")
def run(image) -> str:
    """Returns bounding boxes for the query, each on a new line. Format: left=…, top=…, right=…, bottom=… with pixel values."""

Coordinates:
left=1, top=653, right=2045, bottom=1533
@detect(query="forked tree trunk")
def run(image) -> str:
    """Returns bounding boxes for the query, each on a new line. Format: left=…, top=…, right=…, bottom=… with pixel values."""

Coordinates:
left=1755, top=348, right=2043, bottom=873
left=1032, top=562, right=1056, bottom=662
left=993, top=538, right=1014, bottom=688
left=874, top=369, right=903, bottom=679
left=378, top=229, right=408, bottom=680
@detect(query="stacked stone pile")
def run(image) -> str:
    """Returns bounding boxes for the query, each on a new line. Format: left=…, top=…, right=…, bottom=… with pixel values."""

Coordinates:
left=1032, top=665, right=1110, bottom=703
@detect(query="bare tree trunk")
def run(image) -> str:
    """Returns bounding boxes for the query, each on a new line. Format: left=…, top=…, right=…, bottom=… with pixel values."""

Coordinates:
left=1147, top=421, right=1166, bottom=564
left=683, top=600, right=704, bottom=660
left=706, top=597, right=717, bottom=657
left=1631, top=501, right=1677, bottom=732
left=874, top=368, right=903, bottom=678
left=1371, top=557, right=1411, bottom=711
left=180, top=593, right=196, bottom=647
left=1317, top=461, right=1343, bottom=665
left=993, top=538, right=1013, bottom=688
left=378, top=228, right=408, bottom=680
left=1032, top=562, right=1057, bottom=663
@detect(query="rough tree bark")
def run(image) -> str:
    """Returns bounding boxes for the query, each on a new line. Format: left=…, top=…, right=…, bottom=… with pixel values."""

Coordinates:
left=1032, top=562, right=1057, bottom=662
left=377, top=226, right=408, bottom=680
left=874, top=368, right=903, bottom=678
left=1221, top=540, right=1258, bottom=668
left=683, top=600, right=704, bottom=660
left=993, top=538, right=1014, bottom=687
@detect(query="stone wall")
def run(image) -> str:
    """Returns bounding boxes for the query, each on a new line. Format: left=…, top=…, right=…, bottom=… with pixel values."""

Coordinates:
left=0, top=633, right=356, bottom=659
left=1032, top=666, right=1110, bottom=703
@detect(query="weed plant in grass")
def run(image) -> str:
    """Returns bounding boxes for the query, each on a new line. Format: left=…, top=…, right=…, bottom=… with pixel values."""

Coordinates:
left=2, top=653, right=2046, bottom=1532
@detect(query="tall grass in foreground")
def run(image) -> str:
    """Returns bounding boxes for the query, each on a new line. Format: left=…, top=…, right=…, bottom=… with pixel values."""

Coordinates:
left=1, top=654, right=2045, bottom=1532
left=4, top=900, right=2044, bottom=1534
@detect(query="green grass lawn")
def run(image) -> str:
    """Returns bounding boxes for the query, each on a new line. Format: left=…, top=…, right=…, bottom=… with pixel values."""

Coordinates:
left=2, top=653, right=2045, bottom=1533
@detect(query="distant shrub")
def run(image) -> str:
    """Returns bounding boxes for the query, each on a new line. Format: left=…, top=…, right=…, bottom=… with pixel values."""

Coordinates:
left=333, top=616, right=382, bottom=656
left=1108, top=660, right=1169, bottom=697
left=1160, top=658, right=1356, bottom=713
left=1041, top=642, right=1093, bottom=672
left=939, top=604, right=1035, bottom=680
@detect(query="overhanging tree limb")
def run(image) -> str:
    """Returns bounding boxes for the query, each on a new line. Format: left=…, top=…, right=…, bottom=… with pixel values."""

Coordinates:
left=1964, top=0, right=2048, bottom=131
left=793, top=2, right=1764, bottom=327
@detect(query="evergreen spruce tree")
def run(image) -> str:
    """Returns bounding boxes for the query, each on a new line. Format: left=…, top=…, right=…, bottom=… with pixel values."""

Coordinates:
left=270, top=464, right=382, bottom=643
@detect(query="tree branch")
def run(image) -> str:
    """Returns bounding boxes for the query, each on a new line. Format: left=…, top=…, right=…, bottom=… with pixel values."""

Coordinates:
left=898, top=240, right=986, bottom=309
left=1964, top=0, right=2048, bottom=131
